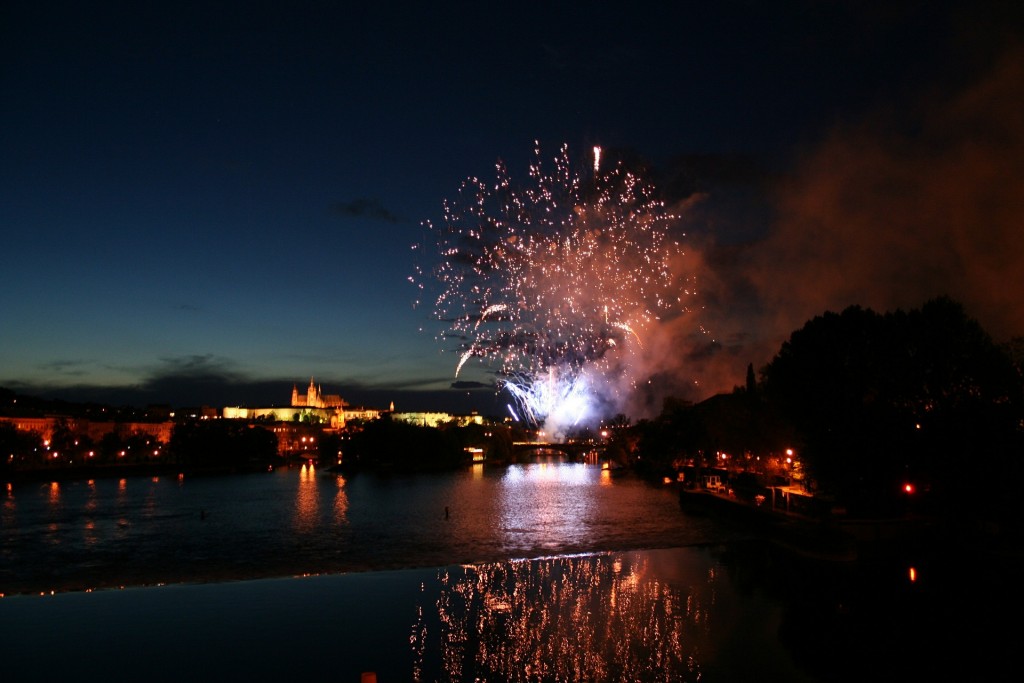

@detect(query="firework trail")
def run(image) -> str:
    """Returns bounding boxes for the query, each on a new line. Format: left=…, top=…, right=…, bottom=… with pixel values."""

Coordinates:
left=413, top=142, right=689, bottom=435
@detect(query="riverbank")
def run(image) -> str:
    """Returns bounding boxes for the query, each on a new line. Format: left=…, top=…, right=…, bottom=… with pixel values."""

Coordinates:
left=678, top=482, right=1024, bottom=572
left=678, top=487, right=859, bottom=560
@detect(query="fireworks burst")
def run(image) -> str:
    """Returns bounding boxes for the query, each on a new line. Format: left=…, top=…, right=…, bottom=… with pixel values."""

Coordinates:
left=413, top=142, right=690, bottom=435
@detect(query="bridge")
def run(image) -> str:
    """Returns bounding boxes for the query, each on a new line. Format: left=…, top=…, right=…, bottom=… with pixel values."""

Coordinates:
left=511, top=441, right=605, bottom=460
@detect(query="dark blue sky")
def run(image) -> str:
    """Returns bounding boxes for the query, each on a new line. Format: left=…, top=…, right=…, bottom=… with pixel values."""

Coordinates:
left=3, top=1, right=1022, bottom=413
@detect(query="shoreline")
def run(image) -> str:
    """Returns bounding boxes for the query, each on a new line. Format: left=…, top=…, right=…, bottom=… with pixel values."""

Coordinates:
left=677, top=484, right=1024, bottom=566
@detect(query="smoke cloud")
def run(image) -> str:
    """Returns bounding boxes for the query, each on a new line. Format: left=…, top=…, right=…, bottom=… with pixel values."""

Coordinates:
left=754, top=46, right=1024, bottom=342
left=623, top=45, right=1024, bottom=418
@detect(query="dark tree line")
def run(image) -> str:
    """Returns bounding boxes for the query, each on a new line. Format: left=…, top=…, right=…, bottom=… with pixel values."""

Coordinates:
left=3, top=418, right=281, bottom=476
left=634, top=297, right=1024, bottom=527
left=1, top=422, right=41, bottom=474
left=340, top=417, right=514, bottom=472
left=762, top=297, right=1023, bottom=521
left=341, top=417, right=457, bottom=470
left=169, top=421, right=278, bottom=469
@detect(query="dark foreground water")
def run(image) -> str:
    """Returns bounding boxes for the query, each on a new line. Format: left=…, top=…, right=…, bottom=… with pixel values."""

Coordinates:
left=1, top=461, right=1018, bottom=681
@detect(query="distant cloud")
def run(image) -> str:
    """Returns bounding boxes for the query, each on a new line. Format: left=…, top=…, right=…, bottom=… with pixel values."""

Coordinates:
left=331, top=198, right=402, bottom=223
left=148, top=355, right=241, bottom=379
left=38, top=360, right=90, bottom=377
left=134, top=355, right=264, bottom=406
left=4, top=358, right=506, bottom=414
left=450, top=380, right=492, bottom=390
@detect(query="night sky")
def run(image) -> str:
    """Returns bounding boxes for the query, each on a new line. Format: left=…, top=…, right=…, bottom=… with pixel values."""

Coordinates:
left=2, top=1, right=1022, bottom=414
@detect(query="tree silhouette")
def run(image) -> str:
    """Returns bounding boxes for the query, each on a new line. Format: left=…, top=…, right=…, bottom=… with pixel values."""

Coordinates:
left=170, top=421, right=277, bottom=468
left=762, top=297, right=1023, bottom=519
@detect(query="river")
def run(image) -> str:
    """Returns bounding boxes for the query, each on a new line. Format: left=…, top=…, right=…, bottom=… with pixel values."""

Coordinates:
left=0, top=460, right=1014, bottom=681
left=1, top=460, right=732, bottom=592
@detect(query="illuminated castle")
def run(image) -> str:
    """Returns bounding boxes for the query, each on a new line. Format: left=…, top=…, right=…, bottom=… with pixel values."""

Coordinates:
left=291, top=377, right=345, bottom=409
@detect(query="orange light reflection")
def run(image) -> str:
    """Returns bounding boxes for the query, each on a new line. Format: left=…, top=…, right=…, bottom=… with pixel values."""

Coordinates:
left=415, top=552, right=706, bottom=681
left=294, top=462, right=319, bottom=532
left=333, top=474, right=349, bottom=525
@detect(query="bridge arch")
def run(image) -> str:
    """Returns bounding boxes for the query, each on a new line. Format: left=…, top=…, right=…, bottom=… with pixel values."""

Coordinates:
left=510, top=442, right=604, bottom=461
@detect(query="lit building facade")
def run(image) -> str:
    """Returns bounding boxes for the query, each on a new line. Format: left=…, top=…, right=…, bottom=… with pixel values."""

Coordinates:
left=291, top=378, right=345, bottom=409
left=222, top=378, right=386, bottom=429
left=0, top=416, right=173, bottom=445
left=391, top=412, right=484, bottom=428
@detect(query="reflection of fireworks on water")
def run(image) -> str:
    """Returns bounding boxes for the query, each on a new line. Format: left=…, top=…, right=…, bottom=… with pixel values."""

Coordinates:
left=410, top=552, right=712, bottom=682
left=414, top=142, right=689, bottom=432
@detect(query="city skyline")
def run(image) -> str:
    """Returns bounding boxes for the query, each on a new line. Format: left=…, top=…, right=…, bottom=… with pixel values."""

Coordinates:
left=3, top=1, right=1022, bottom=415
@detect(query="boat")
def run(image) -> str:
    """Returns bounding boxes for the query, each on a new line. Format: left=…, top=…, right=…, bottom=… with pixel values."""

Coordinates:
left=601, top=461, right=627, bottom=476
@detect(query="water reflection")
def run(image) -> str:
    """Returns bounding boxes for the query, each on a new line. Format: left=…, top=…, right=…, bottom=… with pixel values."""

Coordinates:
left=113, top=478, right=131, bottom=534
left=412, top=551, right=714, bottom=682
left=83, top=480, right=98, bottom=548
left=45, top=482, right=62, bottom=545
left=143, top=478, right=158, bottom=520
left=2, top=483, right=13, bottom=528
left=294, top=463, right=319, bottom=532
left=502, top=461, right=590, bottom=485
left=333, top=474, right=349, bottom=526
left=1, top=463, right=717, bottom=596
left=499, top=462, right=597, bottom=551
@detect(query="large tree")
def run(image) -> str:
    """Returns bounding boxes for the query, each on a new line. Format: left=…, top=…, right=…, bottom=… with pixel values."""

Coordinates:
left=342, top=417, right=464, bottom=471
left=0, top=422, right=43, bottom=471
left=169, top=421, right=277, bottom=468
left=762, top=297, right=1023, bottom=519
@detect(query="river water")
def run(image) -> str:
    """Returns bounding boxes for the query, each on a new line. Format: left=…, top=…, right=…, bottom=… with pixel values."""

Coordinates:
left=0, top=460, right=1013, bottom=681
left=1, top=460, right=731, bottom=593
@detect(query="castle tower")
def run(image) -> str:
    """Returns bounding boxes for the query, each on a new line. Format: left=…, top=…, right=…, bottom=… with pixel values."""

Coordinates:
left=307, top=377, right=319, bottom=409
left=291, top=384, right=300, bottom=406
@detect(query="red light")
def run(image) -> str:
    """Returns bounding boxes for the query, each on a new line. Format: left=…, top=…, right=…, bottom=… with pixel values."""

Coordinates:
left=903, top=483, right=914, bottom=494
